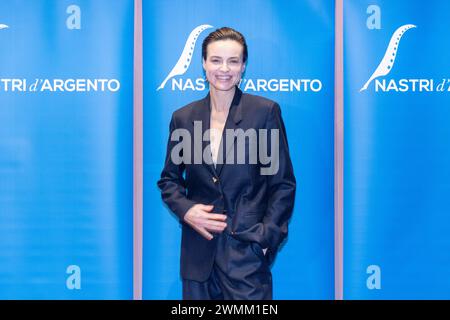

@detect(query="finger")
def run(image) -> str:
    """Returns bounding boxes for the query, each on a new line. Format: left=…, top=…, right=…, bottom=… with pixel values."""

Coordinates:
left=199, top=204, right=214, bottom=212
left=190, top=223, right=212, bottom=237
left=204, top=224, right=226, bottom=232
left=204, top=220, right=227, bottom=229
left=198, top=228, right=213, bottom=240
left=206, top=213, right=227, bottom=221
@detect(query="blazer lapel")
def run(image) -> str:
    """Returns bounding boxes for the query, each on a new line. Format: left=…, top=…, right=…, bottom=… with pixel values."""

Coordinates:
left=215, top=87, right=243, bottom=177
left=191, top=93, right=217, bottom=177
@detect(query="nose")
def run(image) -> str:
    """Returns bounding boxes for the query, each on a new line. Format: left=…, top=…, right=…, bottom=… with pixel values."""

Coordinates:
left=219, top=62, right=230, bottom=72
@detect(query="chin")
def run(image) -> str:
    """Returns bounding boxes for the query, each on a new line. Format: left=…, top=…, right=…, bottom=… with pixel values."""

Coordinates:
left=211, top=82, right=236, bottom=92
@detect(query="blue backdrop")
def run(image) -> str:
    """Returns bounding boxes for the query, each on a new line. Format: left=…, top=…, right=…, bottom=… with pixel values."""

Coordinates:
left=0, top=0, right=134, bottom=299
left=344, top=0, right=450, bottom=299
left=2, top=0, right=449, bottom=301
left=143, top=0, right=335, bottom=299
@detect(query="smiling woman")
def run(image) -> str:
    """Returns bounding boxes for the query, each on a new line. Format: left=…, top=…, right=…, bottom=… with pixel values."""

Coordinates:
left=201, top=27, right=247, bottom=94
left=157, top=27, right=296, bottom=300
left=203, top=40, right=245, bottom=93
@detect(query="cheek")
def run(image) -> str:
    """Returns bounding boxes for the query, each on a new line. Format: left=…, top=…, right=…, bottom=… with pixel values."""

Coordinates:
left=233, top=70, right=243, bottom=78
left=205, top=69, right=215, bottom=79
left=205, top=71, right=217, bottom=83
left=205, top=65, right=217, bottom=75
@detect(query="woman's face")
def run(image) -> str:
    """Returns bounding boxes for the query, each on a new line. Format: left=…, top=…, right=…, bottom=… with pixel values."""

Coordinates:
left=203, top=39, right=246, bottom=92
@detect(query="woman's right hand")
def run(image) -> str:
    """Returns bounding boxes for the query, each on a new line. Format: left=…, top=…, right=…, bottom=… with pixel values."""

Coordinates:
left=183, top=204, right=227, bottom=240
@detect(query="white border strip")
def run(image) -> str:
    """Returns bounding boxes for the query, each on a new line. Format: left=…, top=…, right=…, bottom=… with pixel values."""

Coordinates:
left=334, top=0, right=344, bottom=301
left=133, top=0, right=143, bottom=300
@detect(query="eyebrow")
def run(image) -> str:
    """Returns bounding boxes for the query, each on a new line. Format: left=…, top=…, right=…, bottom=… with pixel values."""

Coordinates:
left=209, top=56, right=240, bottom=60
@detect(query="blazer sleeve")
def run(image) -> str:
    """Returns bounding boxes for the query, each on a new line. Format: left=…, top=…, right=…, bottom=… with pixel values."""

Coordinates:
left=157, top=114, right=196, bottom=221
left=260, top=103, right=297, bottom=254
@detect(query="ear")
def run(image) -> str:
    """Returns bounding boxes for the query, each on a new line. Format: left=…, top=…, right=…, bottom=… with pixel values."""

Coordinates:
left=202, top=59, right=207, bottom=71
left=241, top=62, right=246, bottom=73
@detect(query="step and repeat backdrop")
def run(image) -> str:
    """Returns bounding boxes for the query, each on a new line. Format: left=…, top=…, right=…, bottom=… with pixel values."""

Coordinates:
left=0, top=0, right=134, bottom=299
left=143, top=0, right=335, bottom=299
left=344, top=0, right=450, bottom=299
left=1, top=0, right=449, bottom=300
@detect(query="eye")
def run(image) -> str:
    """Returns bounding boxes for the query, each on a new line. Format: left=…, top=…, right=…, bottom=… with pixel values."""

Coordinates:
left=211, top=58, right=221, bottom=64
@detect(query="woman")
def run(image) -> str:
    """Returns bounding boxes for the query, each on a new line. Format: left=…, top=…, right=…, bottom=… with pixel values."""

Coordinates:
left=158, top=27, right=296, bottom=300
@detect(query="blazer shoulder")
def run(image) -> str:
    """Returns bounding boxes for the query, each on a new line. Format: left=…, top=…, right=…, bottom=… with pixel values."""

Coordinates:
left=241, top=92, right=280, bottom=113
left=172, top=97, right=205, bottom=122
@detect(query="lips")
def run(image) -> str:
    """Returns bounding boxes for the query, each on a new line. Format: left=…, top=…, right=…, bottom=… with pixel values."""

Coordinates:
left=216, top=75, right=232, bottom=81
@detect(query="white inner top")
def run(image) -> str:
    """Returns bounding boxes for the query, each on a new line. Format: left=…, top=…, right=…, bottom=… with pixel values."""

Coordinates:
left=209, top=128, right=222, bottom=167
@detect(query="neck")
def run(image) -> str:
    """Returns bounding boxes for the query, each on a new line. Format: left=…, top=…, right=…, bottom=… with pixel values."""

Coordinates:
left=210, top=86, right=236, bottom=112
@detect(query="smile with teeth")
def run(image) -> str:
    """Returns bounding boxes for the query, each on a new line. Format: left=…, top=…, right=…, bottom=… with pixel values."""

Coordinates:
left=216, top=75, right=232, bottom=81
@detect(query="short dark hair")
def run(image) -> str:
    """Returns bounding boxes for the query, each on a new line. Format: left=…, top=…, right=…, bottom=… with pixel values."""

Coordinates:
left=202, top=27, right=248, bottom=63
